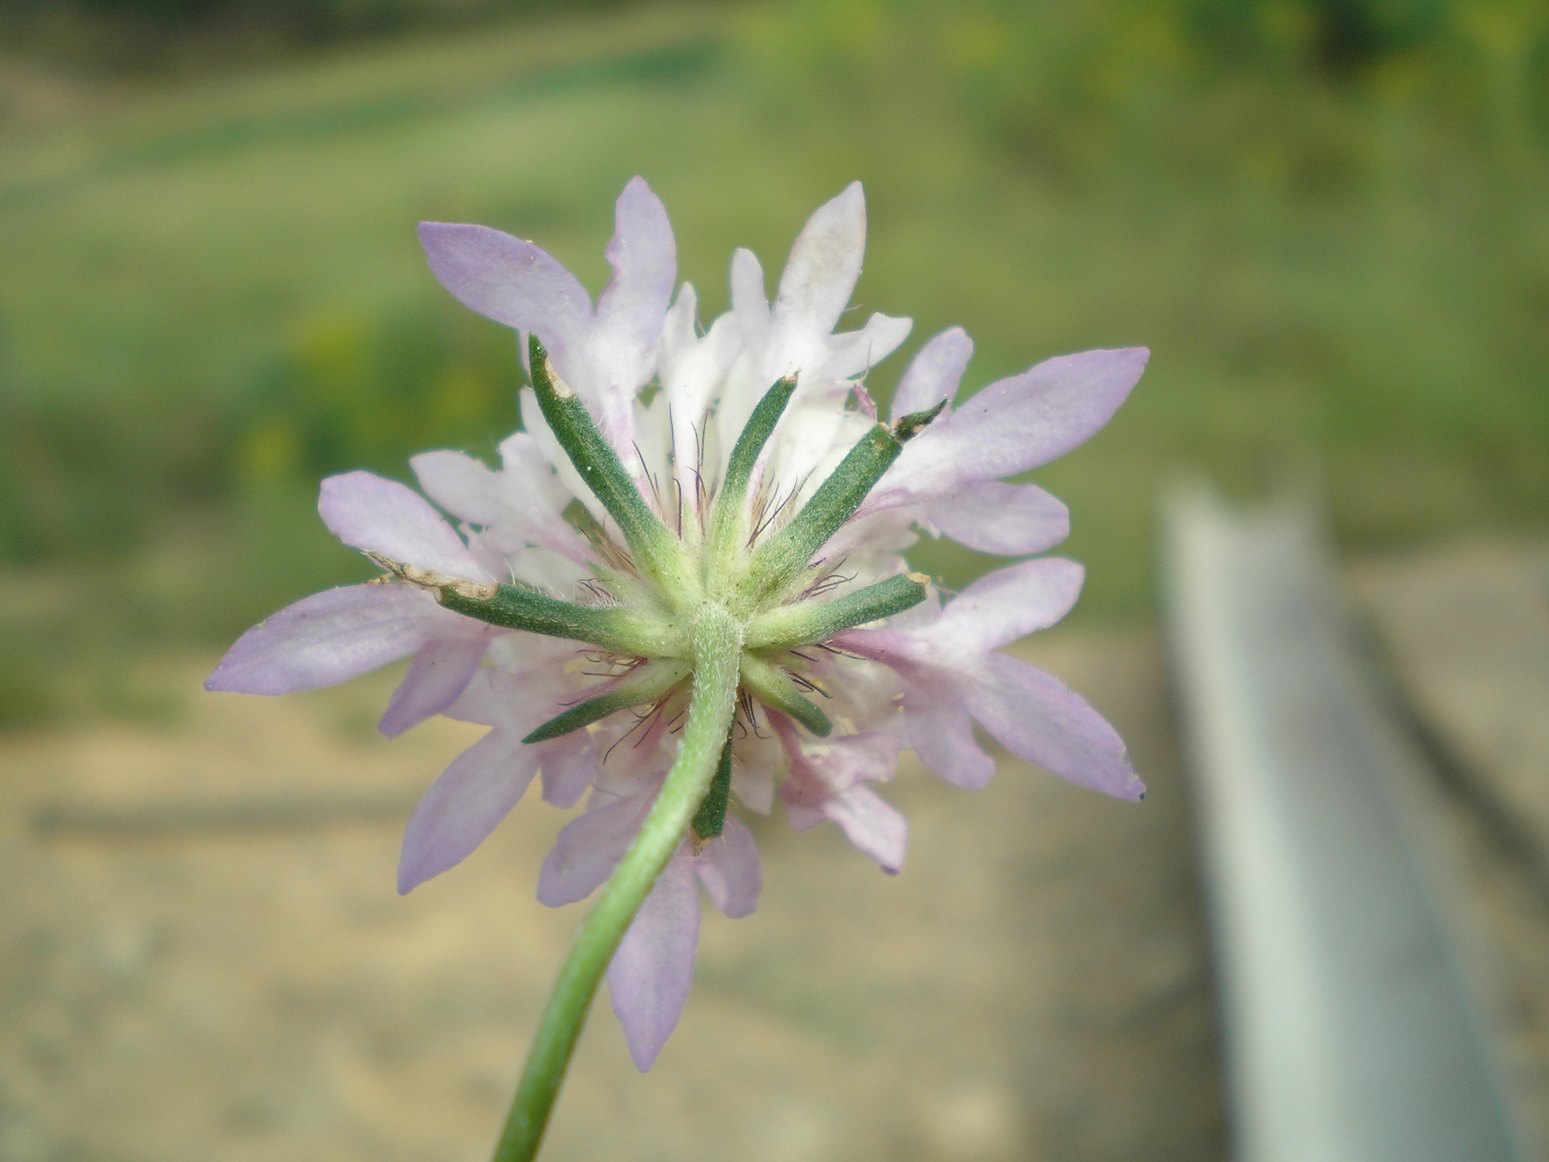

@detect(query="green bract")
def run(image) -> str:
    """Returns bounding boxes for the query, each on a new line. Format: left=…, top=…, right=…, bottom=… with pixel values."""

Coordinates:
left=381, top=338, right=933, bottom=743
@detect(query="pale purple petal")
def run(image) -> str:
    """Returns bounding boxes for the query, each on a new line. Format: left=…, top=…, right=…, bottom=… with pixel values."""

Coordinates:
left=774, top=725, right=904, bottom=867
left=828, top=626, right=926, bottom=673
left=967, top=652, right=1143, bottom=800
left=378, top=627, right=493, bottom=738
left=417, top=221, right=591, bottom=356
left=934, top=557, right=1085, bottom=654
left=925, top=347, right=1148, bottom=479
left=779, top=730, right=908, bottom=872
left=608, top=851, right=700, bottom=1071
left=772, top=182, right=865, bottom=339
left=397, top=727, right=540, bottom=892
left=206, top=585, right=453, bottom=695
left=925, top=479, right=1069, bottom=556
left=439, top=664, right=507, bottom=726
left=904, top=687, right=995, bottom=789
left=891, top=326, right=973, bottom=416
left=318, top=471, right=484, bottom=580
left=694, top=815, right=761, bottom=918
left=795, top=730, right=901, bottom=789
left=442, top=658, right=575, bottom=730
left=729, top=728, right=780, bottom=815
left=538, top=733, right=599, bottom=808
left=820, top=785, right=907, bottom=873
left=536, top=794, right=647, bottom=907
left=595, top=177, right=676, bottom=363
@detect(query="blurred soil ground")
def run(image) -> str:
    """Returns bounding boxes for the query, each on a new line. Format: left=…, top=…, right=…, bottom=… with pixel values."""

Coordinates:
left=1, top=535, right=1545, bottom=1161
left=1, top=630, right=1223, bottom=1162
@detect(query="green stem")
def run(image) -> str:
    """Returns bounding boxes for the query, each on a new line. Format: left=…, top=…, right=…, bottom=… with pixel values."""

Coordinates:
left=490, top=603, right=744, bottom=1162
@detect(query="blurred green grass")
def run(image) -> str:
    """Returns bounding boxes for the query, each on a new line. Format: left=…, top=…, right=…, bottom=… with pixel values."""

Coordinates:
left=1, top=0, right=1546, bottom=724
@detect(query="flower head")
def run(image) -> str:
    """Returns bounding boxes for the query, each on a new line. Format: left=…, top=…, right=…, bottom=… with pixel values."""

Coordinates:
left=208, top=179, right=1146, bottom=1070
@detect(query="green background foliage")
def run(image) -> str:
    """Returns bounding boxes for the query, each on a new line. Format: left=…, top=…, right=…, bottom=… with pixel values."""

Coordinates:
left=1, top=0, right=1546, bottom=722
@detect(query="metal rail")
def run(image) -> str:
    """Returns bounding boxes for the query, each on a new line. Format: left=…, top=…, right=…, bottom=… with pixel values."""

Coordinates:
left=1162, top=486, right=1525, bottom=1162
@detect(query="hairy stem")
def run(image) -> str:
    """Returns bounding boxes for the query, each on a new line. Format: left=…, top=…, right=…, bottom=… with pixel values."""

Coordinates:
left=490, top=603, right=744, bottom=1162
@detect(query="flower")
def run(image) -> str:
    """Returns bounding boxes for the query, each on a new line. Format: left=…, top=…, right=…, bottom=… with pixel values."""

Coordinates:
left=208, top=178, right=1146, bottom=1070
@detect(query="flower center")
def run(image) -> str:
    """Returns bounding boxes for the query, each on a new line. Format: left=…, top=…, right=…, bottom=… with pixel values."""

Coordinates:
left=375, top=339, right=941, bottom=776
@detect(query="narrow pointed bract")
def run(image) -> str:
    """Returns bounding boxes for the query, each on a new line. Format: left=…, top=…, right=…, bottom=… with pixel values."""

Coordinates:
left=209, top=178, right=1147, bottom=1079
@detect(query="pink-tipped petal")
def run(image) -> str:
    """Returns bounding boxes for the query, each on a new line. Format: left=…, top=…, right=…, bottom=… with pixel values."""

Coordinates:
left=318, top=471, right=483, bottom=580
left=417, top=221, right=591, bottom=352
left=925, top=479, right=1070, bottom=556
left=206, top=585, right=451, bottom=695
left=608, top=851, right=701, bottom=1071
left=968, top=652, right=1143, bottom=800
left=377, top=627, right=493, bottom=738
left=934, top=557, right=1086, bottom=654
left=397, top=727, right=540, bottom=893
left=694, top=816, right=761, bottom=918
left=773, top=182, right=866, bottom=339
left=931, top=347, right=1148, bottom=478
left=892, top=326, right=973, bottom=416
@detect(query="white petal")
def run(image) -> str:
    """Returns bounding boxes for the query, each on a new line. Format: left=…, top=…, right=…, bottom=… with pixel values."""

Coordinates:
left=772, top=182, right=866, bottom=341
left=729, top=728, right=780, bottom=815
left=730, top=247, right=771, bottom=349
left=778, top=730, right=907, bottom=871
left=815, top=312, right=914, bottom=389
left=408, top=449, right=503, bottom=524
